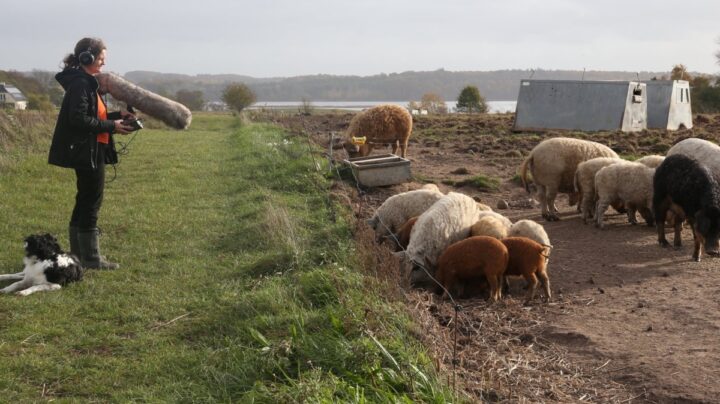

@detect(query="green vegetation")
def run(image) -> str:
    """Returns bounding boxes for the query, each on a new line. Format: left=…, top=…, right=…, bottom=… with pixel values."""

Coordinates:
left=511, top=173, right=527, bottom=187
left=222, top=83, right=257, bottom=113
left=26, top=93, right=56, bottom=111
left=444, top=174, right=500, bottom=191
left=456, top=85, right=488, bottom=114
left=412, top=173, right=437, bottom=185
left=0, top=110, right=56, bottom=168
left=0, top=113, right=453, bottom=401
left=663, top=64, right=720, bottom=113
left=693, top=83, right=720, bottom=113
left=464, top=175, right=501, bottom=191
left=507, top=133, right=541, bottom=143
left=620, top=154, right=641, bottom=161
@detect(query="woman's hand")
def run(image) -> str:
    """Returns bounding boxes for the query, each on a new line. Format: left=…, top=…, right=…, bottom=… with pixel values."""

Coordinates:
left=113, top=119, right=134, bottom=134
left=120, top=110, right=136, bottom=120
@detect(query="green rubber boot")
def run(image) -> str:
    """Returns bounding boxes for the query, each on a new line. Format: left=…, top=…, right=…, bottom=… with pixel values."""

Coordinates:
left=77, top=228, right=120, bottom=270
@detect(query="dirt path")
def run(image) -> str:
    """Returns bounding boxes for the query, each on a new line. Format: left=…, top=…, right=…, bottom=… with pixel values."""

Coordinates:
left=426, top=175, right=720, bottom=403
left=271, top=112, right=720, bottom=403
left=416, top=155, right=720, bottom=403
left=523, top=203, right=720, bottom=403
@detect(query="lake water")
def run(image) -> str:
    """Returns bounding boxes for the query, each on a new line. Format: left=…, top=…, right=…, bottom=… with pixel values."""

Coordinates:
left=250, top=100, right=517, bottom=113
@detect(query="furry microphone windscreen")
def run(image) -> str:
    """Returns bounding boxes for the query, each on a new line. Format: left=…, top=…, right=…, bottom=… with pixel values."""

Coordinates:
left=96, top=73, right=192, bottom=130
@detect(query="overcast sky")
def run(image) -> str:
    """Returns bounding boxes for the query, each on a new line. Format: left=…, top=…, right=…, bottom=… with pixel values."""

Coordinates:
left=2, top=0, right=719, bottom=77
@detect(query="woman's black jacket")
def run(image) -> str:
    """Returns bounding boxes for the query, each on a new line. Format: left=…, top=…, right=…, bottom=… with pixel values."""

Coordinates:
left=48, top=68, right=119, bottom=170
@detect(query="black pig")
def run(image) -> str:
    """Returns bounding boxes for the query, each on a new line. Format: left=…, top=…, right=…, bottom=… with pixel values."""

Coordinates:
left=653, top=154, right=720, bottom=261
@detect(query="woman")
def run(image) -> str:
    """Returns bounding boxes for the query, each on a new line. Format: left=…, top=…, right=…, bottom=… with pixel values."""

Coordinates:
left=48, top=37, right=134, bottom=269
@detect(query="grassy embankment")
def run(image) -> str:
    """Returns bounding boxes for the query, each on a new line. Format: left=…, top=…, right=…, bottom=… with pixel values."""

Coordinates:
left=0, top=111, right=453, bottom=401
left=0, top=110, right=57, bottom=168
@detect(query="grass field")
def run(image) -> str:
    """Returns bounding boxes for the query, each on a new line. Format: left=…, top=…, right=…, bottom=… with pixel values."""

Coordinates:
left=0, top=113, right=453, bottom=402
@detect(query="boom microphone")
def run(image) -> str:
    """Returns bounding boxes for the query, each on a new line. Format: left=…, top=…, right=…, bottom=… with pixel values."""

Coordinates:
left=96, top=72, right=192, bottom=130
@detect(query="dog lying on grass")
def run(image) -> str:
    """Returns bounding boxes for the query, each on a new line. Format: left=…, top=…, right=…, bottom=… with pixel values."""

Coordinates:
left=0, top=234, right=83, bottom=296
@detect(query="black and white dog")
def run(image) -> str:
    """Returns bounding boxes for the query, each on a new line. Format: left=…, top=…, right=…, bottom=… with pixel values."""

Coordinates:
left=0, top=234, right=83, bottom=296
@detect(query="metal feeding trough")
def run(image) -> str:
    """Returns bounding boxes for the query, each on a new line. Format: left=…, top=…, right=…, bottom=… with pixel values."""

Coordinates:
left=343, top=154, right=411, bottom=187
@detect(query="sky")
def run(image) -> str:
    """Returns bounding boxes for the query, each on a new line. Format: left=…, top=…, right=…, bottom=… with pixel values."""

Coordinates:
left=2, top=0, right=719, bottom=78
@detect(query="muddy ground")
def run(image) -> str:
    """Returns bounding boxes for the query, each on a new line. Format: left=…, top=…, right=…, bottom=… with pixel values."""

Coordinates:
left=267, top=111, right=720, bottom=403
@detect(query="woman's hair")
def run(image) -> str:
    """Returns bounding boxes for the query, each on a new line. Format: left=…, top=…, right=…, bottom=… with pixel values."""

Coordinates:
left=62, top=37, right=106, bottom=69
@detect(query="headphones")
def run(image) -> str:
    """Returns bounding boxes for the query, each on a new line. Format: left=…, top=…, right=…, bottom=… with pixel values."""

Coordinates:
left=78, top=47, right=95, bottom=66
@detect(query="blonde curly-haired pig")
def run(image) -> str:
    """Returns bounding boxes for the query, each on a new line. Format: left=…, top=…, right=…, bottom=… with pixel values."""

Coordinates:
left=520, top=137, right=618, bottom=221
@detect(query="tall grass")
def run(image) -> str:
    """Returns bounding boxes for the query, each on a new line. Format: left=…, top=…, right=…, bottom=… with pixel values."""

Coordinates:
left=0, top=110, right=56, bottom=168
left=0, top=112, right=453, bottom=401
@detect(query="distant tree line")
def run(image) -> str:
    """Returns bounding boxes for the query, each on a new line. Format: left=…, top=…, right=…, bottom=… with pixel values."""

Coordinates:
left=126, top=69, right=674, bottom=103
left=4, top=56, right=720, bottom=114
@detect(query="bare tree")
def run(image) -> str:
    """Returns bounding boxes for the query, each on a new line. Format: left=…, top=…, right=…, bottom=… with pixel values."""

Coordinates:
left=299, top=97, right=314, bottom=115
left=420, top=93, right=447, bottom=114
left=670, top=64, right=692, bottom=81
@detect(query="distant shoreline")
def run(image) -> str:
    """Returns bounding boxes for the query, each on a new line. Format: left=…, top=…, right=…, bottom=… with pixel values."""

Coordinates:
left=248, top=100, right=517, bottom=113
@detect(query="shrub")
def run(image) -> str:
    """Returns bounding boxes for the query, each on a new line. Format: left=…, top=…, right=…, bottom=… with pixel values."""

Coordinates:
left=26, top=93, right=55, bottom=111
left=222, top=83, right=256, bottom=113
left=456, top=85, right=488, bottom=114
left=463, top=174, right=500, bottom=191
left=692, top=84, right=720, bottom=113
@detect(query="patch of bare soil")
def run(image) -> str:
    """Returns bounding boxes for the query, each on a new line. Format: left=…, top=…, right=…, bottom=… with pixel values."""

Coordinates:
left=268, top=111, right=720, bottom=403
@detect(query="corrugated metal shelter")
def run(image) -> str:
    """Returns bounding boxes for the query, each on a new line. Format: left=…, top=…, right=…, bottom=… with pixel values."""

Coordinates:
left=644, top=80, right=692, bottom=130
left=513, top=80, right=647, bottom=132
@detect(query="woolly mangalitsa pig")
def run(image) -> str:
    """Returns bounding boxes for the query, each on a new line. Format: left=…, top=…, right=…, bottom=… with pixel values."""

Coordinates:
left=635, top=155, right=665, bottom=169
left=434, top=236, right=509, bottom=301
left=343, top=104, right=413, bottom=158
left=396, top=192, right=482, bottom=288
left=520, top=137, right=618, bottom=221
left=653, top=154, right=720, bottom=261
left=470, top=215, right=509, bottom=240
left=666, top=138, right=720, bottom=181
left=367, top=187, right=443, bottom=243
left=393, top=216, right=419, bottom=252
left=507, top=220, right=551, bottom=251
left=573, top=157, right=626, bottom=224
left=594, top=161, right=656, bottom=228
left=501, top=237, right=551, bottom=304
